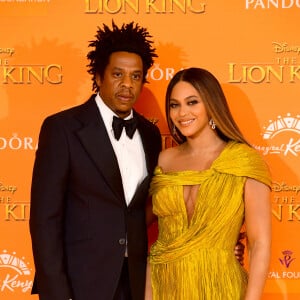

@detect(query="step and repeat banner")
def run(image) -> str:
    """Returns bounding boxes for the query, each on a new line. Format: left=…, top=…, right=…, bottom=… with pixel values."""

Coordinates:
left=0, top=1, right=299, bottom=299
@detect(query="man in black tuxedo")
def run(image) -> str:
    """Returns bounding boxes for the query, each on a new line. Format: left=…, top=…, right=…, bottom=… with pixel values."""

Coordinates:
left=29, top=21, right=162, bottom=300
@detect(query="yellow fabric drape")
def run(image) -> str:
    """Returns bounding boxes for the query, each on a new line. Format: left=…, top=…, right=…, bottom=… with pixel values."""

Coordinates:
left=149, top=141, right=271, bottom=300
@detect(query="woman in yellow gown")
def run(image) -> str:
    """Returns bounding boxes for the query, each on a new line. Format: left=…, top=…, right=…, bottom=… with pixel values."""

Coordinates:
left=145, top=68, right=272, bottom=300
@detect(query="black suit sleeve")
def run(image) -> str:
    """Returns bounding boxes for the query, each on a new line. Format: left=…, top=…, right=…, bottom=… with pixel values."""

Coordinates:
left=29, top=115, right=72, bottom=300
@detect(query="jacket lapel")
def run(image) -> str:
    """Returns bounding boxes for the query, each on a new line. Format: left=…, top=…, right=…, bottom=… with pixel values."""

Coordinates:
left=75, top=96, right=125, bottom=204
left=135, top=111, right=158, bottom=176
left=128, top=111, right=160, bottom=207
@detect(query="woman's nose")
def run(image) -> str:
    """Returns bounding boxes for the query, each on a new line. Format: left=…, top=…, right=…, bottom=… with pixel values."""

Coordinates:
left=178, top=105, right=187, bottom=116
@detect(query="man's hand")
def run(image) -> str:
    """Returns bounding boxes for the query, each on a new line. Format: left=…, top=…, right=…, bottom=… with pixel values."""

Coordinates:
left=234, top=232, right=246, bottom=266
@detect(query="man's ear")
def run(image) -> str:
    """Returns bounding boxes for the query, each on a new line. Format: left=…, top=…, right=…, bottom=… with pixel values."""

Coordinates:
left=95, top=74, right=102, bottom=88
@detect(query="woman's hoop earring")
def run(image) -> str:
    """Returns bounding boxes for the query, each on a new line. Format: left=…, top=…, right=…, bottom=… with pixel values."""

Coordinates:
left=209, top=118, right=216, bottom=130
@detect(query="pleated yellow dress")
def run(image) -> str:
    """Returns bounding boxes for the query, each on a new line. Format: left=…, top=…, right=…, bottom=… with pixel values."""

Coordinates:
left=149, top=141, right=272, bottom=300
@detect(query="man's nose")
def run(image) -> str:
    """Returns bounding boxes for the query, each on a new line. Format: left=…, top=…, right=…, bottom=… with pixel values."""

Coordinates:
left=121, top=74, right=133, bottom=87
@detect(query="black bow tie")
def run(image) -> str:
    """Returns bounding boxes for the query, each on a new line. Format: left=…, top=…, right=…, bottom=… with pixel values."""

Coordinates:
left=112, top=116, right=138, bottom=140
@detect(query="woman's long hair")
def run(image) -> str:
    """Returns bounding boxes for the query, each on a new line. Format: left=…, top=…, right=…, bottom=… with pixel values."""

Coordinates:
left=165, top=67, right=250, bottom=146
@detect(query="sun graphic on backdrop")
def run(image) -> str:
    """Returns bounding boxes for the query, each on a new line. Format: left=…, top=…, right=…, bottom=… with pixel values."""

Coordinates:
left=262, top=113, right=300, bottom=140
left=0, top=250, right=31, bottom=275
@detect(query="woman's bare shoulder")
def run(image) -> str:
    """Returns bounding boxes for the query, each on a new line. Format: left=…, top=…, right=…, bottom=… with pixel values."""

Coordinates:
left=158, top=146, right=181, bottom=170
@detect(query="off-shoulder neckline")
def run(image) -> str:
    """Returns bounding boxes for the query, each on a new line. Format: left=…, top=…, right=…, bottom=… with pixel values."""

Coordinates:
left=156, top=141, right=237, bottom=175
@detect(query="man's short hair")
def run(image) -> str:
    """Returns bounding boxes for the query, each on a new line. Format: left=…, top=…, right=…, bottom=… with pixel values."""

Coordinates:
left=87, top=20, right=157, bottom=91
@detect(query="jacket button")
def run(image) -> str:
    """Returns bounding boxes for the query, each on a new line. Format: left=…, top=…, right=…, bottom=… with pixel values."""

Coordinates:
left=119, top=238, right=126, bottom=245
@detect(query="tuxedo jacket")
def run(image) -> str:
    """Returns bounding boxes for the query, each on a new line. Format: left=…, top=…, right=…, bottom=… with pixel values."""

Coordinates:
left=29, top=95, right=162, bottom=300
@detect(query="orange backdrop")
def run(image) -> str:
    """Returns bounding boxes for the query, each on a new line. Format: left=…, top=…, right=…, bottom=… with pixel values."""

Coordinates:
left=0, top=1, right=299, bottom=299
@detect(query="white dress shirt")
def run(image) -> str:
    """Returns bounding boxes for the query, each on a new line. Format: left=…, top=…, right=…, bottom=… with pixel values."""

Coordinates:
left=95, top=93, right=148, bottom=206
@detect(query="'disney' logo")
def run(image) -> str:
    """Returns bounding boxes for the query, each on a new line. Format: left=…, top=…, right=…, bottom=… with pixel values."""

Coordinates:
left=0, top=249, right=32, bottom=293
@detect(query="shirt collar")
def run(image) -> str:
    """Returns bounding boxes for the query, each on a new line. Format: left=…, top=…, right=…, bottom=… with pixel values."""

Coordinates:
left=95, top=93, right=134, bottom=133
